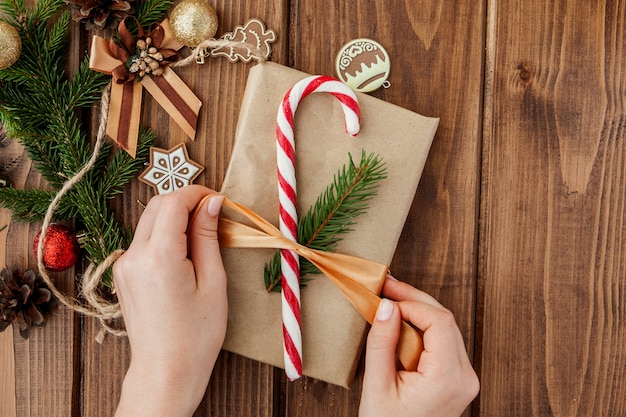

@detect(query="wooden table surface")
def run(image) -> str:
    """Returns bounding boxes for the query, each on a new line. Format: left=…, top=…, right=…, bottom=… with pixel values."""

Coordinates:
left=2, top=0, right=625, bottom=416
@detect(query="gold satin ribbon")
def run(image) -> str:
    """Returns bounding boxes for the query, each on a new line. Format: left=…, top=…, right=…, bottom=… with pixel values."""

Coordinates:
left=195, top=194, right=424, bottom=371
left=89, top=19, right=201, bottom=158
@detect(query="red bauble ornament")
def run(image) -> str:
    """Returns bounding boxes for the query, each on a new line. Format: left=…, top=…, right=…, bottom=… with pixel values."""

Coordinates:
left=33, top=224, right=80, bottom=272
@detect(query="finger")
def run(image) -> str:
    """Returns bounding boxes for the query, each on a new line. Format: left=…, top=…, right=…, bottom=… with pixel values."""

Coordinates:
left=131, top=196, right=163, bottom=242
left=383, top=275, right=444, bottom=309
left=363, top=299, right=401, bottom=392
left=396, top=300, right=465, bottom=355
left=150, top=185, right=212, bottom=243
left=188, top=194, right=228, bottom=345
left=188, top=194, right=227, bottom=290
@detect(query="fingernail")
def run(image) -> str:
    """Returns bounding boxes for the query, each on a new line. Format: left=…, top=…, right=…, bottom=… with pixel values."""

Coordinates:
left=386, top=273, right=398, bottom=281
left=376, top=299, right=393, bottom=321
left=207, top=195, right=224, bottom=216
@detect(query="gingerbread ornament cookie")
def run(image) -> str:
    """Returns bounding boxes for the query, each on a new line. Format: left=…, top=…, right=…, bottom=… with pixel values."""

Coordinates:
left=211, top=18, right=276, bottom=63
left=335, top=38, right=391, bottom=93
left=139, top=143, right=204, bottom=195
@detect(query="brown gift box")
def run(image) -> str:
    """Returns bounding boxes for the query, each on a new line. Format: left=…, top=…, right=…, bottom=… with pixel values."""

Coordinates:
left=219, top=62, right=439, bottom=387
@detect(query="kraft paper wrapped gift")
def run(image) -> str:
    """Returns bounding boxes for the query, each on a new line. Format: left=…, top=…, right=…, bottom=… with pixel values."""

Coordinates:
left=219, top=61, right=439, bottom=387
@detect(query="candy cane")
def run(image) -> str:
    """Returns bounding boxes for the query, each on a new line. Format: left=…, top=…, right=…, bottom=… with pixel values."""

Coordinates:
left=276, top=75, right=360, bottom=380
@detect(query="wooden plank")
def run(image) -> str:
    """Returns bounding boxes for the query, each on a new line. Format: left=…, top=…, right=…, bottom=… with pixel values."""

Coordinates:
left=81, top=2, right=290, bottom=416
left=4, top=173, right=78, bottom=417
left=0, top=326, right=16, bottom=417
left=81, top=318, right=129, bottom=417
left=199, top=351, right=282, bottom=417
left=289, top=0, right=485, bottom=415
left=480, top=0, right=626, bottom=415
left=0, top=200, right=16, bottom=417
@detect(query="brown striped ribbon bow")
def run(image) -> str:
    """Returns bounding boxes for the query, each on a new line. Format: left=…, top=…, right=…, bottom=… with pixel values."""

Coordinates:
left=89, top=18, right=202, bottom=157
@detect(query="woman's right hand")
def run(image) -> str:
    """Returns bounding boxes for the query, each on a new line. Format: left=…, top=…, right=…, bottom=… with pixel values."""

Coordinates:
left=359, top=276, right=479, bottom=417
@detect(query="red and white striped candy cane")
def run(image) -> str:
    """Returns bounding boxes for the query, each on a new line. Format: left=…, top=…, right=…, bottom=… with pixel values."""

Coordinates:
left=276, top=75, right=360, bottom=380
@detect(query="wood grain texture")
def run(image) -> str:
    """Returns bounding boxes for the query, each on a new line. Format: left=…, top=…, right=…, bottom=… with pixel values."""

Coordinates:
left=0, top=326, right=16, bottom=417
left=200, top=351, right=281, bottom=417
left=0, top=204, right=16, bottom=417
left=479, top=0, right=626, bottom=415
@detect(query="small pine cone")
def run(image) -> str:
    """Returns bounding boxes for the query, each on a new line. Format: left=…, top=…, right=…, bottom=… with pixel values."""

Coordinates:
left=0, top=267, right=57, bottom=339
left=65, top=0, right=135, bottom=30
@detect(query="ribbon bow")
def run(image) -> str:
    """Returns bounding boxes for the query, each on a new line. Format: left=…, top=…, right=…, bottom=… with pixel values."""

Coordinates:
left=89, top=18, right=202, bottom=157
left=195, top=194, right=424, bottom=372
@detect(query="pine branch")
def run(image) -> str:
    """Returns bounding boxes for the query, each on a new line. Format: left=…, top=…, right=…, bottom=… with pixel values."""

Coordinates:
left=32, top=0, right=64, bottom=22
left=68, top=134, right=153, bottom=287
left=48, top=111, right=90, bottom=175
left=2, top=127, right=66, bottom=187
left=97, top=127, right=155, bottom=198
left=72, top=180, right=130, bottom=286
left=21, top=8, right=67, bottom=73
left=263, top=251, right=315, bottom=293
left=0, top=188, right=77, bottom=222
left=45, top=11, right=71, bottom=54
left=135, top=0, right=173, bottom=27
left=122, top=0, right=173, bottom=34
left=68, top=58, right=110, bottom=108
left=0, top=0, right=25, bottom=20
left=0, top=91, right=49, bottom=127
left=263, top=151, right=387, bottom=292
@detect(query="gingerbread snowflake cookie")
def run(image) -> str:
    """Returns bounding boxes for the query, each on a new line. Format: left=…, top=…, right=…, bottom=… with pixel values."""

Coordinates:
left=139, top=143, right=204, bottom=195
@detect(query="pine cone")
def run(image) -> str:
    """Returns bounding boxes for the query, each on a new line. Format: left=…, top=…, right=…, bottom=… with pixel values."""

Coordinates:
left=65, top=0, right=135, bottom=30
left=0, top=267, right=57, bottom=339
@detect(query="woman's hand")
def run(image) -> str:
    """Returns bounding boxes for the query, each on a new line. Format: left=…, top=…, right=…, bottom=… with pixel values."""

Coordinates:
left=359, top=276, right=479, bottom=417
left=113, top=186, right=227, bottom=417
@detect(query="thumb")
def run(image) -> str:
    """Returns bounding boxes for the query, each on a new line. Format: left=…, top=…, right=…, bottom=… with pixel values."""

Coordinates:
left=363, top=299, right=401, bottom=391
left=189, top=194, right=226, bottom=289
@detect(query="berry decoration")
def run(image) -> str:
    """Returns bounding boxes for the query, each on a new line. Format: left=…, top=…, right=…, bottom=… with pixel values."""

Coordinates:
left=33, top=224, right=80, bottom=272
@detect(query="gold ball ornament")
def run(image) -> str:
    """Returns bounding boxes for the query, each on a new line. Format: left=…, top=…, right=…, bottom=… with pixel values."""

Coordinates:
left=170, top=0, right=218, bottom=48
left=0, top=21, right=22, bottom=70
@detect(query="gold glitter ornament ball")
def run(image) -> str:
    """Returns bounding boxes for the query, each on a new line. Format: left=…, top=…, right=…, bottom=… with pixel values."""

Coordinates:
left=0, top=21, right=22, bottom=70
left=170, top=0, right=218, bottom=48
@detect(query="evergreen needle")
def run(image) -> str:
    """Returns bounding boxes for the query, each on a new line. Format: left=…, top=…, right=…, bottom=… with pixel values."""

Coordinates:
left=263, top=150, right=387, bottom=292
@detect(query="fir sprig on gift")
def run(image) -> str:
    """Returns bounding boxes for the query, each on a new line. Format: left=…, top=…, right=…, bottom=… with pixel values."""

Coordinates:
left=0, top=0, right=160, bottom=286
left=264, top=151, right=387, bottom=292
left=133, top=0, right=172, bottom=28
